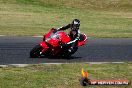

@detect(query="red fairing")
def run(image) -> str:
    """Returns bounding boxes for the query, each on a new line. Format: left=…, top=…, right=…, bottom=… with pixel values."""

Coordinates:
left=57, top=31, right=71, bottom=43
left=40, top=41, right=48, bottom=49
left=46, top=31, right=70, bottom=47
left=47, top=39, right=60, bottom=47
left=40, top=29, right=71, bottom=54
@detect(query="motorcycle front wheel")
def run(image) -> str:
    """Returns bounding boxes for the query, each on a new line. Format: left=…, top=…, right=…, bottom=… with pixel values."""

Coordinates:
left=30, top=45, right=43, bottom=58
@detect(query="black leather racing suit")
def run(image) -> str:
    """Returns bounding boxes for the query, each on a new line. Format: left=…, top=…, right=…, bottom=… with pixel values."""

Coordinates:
left=57, top=24, right=80, bottom=51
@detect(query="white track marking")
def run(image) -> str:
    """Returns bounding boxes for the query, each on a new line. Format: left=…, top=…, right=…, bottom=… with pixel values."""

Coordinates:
left=0, top=62, right=124, bottom=67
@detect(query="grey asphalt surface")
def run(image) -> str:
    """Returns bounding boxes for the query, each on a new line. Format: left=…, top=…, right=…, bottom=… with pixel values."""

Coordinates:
left=0, top=36, right=132, bottom=65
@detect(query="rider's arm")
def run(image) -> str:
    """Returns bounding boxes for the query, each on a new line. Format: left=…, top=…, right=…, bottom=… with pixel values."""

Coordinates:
left=57, top=24, right=71, bottom=31
left=67, top=30, right=81, bottom=45
left=67, top=37, right=79, bottom=45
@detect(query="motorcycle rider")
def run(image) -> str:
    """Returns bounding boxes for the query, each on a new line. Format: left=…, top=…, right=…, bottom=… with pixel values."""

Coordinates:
left=57, top=19, right=81, bottom=53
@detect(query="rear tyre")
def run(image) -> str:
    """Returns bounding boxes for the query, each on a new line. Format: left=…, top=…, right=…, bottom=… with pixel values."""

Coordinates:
left=30, top=45, right=43, bottom=58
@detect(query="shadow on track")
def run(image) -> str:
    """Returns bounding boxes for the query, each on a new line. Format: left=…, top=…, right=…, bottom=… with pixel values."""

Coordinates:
left=30, top=55, right=82, bottom=60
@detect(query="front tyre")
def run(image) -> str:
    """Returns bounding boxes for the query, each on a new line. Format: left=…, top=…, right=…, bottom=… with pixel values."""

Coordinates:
left=30, top=45, right=43, bottom=58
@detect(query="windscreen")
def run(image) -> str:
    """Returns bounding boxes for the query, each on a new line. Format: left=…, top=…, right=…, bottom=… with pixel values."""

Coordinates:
left=50, top=32, right=60, bottom=39
left=45, top=32, right=60, bottom=42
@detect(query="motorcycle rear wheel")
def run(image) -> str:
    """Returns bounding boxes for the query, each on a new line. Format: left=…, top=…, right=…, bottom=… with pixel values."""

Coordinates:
left=30, top=45, right=43, bottom=58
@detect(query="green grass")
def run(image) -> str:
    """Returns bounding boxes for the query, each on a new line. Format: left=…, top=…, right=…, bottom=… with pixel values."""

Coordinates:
left=0, top=63, right=131, bottom=88
left=0, top=0, right=132, bottom=37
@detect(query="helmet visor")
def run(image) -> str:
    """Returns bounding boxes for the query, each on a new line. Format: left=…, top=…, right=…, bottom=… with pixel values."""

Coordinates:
left=73, top=24, right=80, bottom=29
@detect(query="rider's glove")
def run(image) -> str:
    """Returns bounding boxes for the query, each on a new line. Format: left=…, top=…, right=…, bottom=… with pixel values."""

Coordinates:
left=53, top=29, right=57, bottom=33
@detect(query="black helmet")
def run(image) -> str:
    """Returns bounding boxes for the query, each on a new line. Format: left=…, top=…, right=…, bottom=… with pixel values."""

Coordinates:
left=71, top=19, right=80, bottom=30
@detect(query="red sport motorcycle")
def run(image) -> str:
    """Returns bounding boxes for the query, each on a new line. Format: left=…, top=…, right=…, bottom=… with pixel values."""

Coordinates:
left=30, top=28, right=87, bottom=58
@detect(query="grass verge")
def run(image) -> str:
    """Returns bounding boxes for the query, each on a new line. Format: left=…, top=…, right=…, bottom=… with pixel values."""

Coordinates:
left=0, top=63, right=131, bottom=88
left=0, top=0, right=132, bottom=37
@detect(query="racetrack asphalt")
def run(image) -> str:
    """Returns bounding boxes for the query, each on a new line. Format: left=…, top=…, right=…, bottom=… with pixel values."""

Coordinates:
left=0, top=36, right=132, bottom=65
